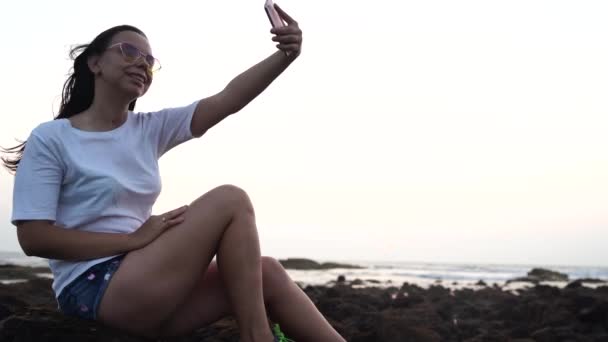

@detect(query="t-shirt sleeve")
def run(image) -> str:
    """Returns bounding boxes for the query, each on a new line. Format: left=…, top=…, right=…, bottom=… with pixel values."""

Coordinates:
left=11, top=132, right=64, bottom=226
left=145, top=100, right=200, bottom=158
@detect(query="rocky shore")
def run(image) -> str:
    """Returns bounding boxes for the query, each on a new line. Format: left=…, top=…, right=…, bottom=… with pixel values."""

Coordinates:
left=1, top=262, right=607, bottom=341
left=278, top=258, right=363, bottom=270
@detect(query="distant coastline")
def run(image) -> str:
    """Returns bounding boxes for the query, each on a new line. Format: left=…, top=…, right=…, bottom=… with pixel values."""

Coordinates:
left=1, top=252, right=607, bottom=289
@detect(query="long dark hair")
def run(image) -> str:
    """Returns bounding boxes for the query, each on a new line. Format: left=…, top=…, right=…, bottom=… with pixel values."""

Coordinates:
left=1, top=25, right=147, bottom=174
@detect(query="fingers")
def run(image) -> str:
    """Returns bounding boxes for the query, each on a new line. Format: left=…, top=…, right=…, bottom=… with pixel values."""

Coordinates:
left=157, top=205, right=189, bottom=229
left=269, top=5, right=302, bottom=57
left=164, top=215, right=185, bottom=228
left=158, top=211, right=186, bottom=230
left=164, top=205, right=189, bottom=220
left=271, top=25, right=302, bottom=55
left=274, top=4, right=297, bottom=25
left=270, top=25, right=301, bottom=35
left=271, top=34, right=301, bottom=44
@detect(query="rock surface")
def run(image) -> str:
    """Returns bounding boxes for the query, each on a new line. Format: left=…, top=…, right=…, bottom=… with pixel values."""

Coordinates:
left=527, top=268, right=569, bottom=281
left=0, top=264, right=51, bottom=281
left=278, top=258, right=362, bottom=270
left=2, top=273, right=608, bottom=341
left=507, top=267, right=570, bottom=284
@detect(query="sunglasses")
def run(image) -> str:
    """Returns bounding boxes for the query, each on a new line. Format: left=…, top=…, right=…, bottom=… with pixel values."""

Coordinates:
left=107, top=42, right=161, bottom=73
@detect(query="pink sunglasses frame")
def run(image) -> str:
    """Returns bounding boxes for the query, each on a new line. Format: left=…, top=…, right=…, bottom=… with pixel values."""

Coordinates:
left=107, top=42, right=161, bottom=72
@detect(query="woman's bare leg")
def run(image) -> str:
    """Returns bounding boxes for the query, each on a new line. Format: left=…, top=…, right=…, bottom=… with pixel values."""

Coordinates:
left=261, top=257, right=346, bottom=342
left=160, top=257, right=346, bottom=342
left=97, top=185, right=273, bottom=341
left=216, top=203, right=271, bottom=341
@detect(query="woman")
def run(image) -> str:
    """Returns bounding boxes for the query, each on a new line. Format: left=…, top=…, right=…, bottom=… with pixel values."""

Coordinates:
left=3, top=5, right=345, bottom=342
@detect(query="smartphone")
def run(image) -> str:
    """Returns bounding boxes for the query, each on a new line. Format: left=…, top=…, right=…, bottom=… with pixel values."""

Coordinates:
left=264, top=0, right=284, bottom=28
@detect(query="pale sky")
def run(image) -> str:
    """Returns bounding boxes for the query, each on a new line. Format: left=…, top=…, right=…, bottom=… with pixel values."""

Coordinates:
left=1, top=0, right=607, bottom=266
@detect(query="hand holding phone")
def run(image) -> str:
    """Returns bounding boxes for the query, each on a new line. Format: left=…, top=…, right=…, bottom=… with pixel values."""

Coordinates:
left=265, top=0, right=302, bottom=58
left=264, top=0, right=285, bottom=28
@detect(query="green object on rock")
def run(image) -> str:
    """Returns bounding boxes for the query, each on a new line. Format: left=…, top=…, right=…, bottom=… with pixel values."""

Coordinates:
left=272, top=323, right=295, bottom=342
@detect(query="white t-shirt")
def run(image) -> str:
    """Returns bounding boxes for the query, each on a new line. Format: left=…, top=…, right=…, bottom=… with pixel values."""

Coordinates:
left=11, top=100, right=200, bottom=298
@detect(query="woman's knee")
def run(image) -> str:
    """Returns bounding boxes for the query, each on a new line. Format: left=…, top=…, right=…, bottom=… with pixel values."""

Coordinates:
left=210, top=184, right=254, bottom=215
left=261, top=256, right=290, bottom=299
left=189, top=184, right=254, bottom=221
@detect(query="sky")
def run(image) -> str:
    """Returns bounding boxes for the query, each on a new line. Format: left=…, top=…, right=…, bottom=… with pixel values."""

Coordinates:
left=1, top=0, right=607, bottom=267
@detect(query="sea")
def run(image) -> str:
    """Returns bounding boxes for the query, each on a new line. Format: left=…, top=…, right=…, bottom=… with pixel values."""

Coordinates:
left=1, top=251, right=607, bottom=289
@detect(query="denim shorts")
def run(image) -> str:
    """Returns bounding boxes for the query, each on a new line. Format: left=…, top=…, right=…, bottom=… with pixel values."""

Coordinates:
left=57, top=255, right=125, bottom=320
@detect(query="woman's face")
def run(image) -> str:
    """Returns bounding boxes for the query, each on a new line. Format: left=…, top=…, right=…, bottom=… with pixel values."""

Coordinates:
left=92, top=31, right=157, bottom=101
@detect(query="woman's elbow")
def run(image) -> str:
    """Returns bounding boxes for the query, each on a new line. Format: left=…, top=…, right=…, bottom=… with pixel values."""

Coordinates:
left=18, top=235, right=39, bottom=257
left=16, top=221, right=48, bottom=257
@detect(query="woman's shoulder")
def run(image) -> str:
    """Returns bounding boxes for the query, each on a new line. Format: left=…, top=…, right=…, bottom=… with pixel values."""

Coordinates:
left=29, top=119, right=67, bottom=143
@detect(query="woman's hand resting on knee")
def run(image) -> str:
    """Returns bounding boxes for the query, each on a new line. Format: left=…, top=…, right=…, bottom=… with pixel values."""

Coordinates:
left=129, top=205, right=189, bottom=249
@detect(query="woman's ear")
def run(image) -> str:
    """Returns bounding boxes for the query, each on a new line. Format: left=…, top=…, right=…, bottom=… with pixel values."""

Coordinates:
left=87, top=55, right=102, bottom=76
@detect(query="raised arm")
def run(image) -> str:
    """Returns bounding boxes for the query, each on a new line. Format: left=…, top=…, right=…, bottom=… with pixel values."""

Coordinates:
left=190, top=4, right=303, bottom=137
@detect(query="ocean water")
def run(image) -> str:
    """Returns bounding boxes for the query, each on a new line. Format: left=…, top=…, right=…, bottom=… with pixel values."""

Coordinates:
left=2, top=251, right=607, bottom=288
left=0, top=251, right=49, bottom=268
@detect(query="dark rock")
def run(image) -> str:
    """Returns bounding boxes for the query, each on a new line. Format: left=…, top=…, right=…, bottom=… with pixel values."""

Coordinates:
left=324, top=286, right=341, bottom=298
left=0, top=303, right=11, bottom=321
left=476, top=280, right=487, bottom=287
left=400, top=282, right=425, bottom=296
left=507, top=277, right=539, bottom=285
left=578, top=278, right=608, bottom=284
left=593, top=334, right=608, bottom=342
left=351, top=279, right=363, bottom=286
left=0, top=278, right=55, bottom=309
left=320, top=262, right=363, bottom=270
left=427, top=285, right=450, bottom=302
left=533, top=284, right=561, bottom=298
left=378, top=320, right=441, bottom=341
left=278, top=258, right=320, bottom=269
left=337, top=275, right=345, bottom=283
left=0, top=264, right=51, bottom=281
left=531, top=326, right=580, bottom=342
left=566, top=279, right=584, bottom=289
left=527, top=268, right=569, bottom=282
left=2, top=267, right=608, bottom=341
left=507, top=268, right=569, bottom=284
left=542, top=308, right=574, bottom=327
left=570, top=293, right=598, bottom=311
left=0, top=309, right=241, bottom=342
left=278, top=258, right=362, bottom=270
left=579, top=301, right=608, bottom=323
left=303, top=285, right=322, bottom=298
left=392, top=293, right=425, bottom=308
